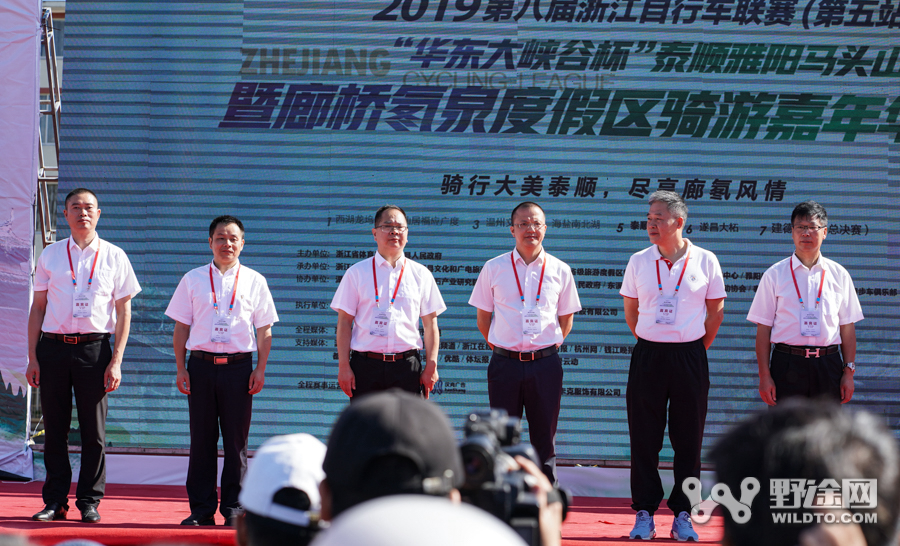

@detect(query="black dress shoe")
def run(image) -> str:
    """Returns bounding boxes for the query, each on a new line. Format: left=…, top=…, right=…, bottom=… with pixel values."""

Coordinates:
left=180, top=514, right=216, bottom=526
left=80, top=505, right=101, bottom=523
left=32, top=502, right=68, bottom=521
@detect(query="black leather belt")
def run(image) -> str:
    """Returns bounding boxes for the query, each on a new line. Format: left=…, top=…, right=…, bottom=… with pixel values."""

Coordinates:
left=191, top=350, right=252, bottom=365
left=774, top=343, right=840, bottom=358
left=42, top=332, right=110, bottom=344
left=493, top=345, right=558, bottom=362
left=356, top=349, right=419, bottom=362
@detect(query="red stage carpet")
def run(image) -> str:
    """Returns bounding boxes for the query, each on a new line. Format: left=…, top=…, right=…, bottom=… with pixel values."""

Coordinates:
left=1, top=482, right=724, bottom=545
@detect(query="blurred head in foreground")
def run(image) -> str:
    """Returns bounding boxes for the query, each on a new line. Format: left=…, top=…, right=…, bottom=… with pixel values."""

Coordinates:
left=711, top=399, right=900, bottom=546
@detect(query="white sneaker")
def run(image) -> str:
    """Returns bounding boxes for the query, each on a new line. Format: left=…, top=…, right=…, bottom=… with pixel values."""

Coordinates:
left=629, top=510, right=656, bottom=540
left=670, top=511, right=699, bottom=541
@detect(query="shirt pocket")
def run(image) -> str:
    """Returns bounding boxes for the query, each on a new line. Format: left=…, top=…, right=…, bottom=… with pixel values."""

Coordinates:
left=93, top=270, right=116, bottom=298
left=540, top=278, right=562, bottom=310
left=821, top=292, right=843, bottom=327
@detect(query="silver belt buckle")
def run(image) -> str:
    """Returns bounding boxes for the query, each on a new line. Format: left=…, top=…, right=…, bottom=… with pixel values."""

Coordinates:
left=384, top=353, right=398, bottom=362
left=519, top=351, right=535, bottom=362
left=63, top=335, right=78, bottom=344
left=805, top=348, right=820, bottom=358
left=214, top=356, right=230, bottom=365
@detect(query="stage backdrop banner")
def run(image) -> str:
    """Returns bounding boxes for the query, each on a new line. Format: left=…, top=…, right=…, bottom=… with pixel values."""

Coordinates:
left=57, top=1, right=898, bottom=463
left=0, top=0, right=40, bottom=480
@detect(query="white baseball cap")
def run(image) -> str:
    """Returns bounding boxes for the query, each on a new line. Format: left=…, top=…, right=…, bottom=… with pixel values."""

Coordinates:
left=310, top=495, right=527, bottom=546
left=239, top=433, right=327, bottom=526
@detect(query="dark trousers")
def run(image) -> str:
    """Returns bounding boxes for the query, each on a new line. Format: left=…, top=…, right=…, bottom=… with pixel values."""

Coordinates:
left=626, top=338, right=709, bottom=516
left=487, top=351, right=564, bottom=485
left=37, top=335, right=111, bottom=510
left=349, top=351, right=422, bottom=399
left=770, top=348, right=842, bottom=402
left=186, top=354, right=252, bottom=519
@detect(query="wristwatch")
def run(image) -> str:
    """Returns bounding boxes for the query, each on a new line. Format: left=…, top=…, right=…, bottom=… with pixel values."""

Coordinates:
left=843, top=361, right=856, bottom=372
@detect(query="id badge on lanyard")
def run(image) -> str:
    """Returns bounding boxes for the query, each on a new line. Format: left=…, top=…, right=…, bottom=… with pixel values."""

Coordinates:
left=654, top=248, right=690, bottom=326
left=800, top=308, right=822, bottom=337
left=210, top=264, right=240, bottom=344
left=73, top=292, right=94, bottom=318
left=655, top=296, right=678, bottom=325
left=68, top=240, right=100, bottom=319
left=522, top=307, right=542, bottom=335
left=370, top=257, right=404, bottom=338
left=211, top=314, right=233, bottom=343
left=791, top=260, right=825, bottom=337
left=511, top=253, right=547, bottom=337
left=370, top=308, right=395, bottom=337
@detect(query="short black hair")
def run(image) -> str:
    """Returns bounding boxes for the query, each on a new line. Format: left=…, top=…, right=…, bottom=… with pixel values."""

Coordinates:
left=209, top=215, right=245, bottom=238
left=791, top=200, right=828, bottom=227
left=711, top=399, right=900, bottom=546
left=243, top=488, right=318, bottom=546
left=243, top=513, right=318, bottom=546
left=64, top=188, right=99, bottom=208
left=373, top=205, right=408, bottom=226
left=510, top=202, right=544, bottom=226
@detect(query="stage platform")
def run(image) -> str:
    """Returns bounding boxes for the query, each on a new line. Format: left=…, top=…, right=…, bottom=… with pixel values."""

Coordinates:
left=1, top=482, right=724, bottom=545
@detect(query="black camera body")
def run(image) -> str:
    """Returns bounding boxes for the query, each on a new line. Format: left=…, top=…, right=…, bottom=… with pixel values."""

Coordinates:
left=459, top=409, right=568, bottom=546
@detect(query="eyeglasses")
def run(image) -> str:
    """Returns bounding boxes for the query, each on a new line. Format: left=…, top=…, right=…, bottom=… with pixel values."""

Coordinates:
left=375, top=224, right=408, bottom=233
left=513, top=222, right=545, bottom=231
left=792, top=224, right=826, bottom=234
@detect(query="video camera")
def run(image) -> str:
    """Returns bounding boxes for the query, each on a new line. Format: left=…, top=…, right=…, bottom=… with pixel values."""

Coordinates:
left=459, top=409, right=570, bottom=546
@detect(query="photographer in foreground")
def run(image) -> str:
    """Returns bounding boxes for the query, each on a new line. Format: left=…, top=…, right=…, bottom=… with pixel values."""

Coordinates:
left=316, top=389, right=563, bottom=546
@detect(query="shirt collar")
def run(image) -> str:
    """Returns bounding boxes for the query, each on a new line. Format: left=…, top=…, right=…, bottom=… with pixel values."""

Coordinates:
left=210, top=259, right=241, bottom=276
left=512, top=247, right=545, bottom=266
left=374, top=251, right=404, bottom=270
left=652, top=239, right=691, bottom=262
left=68, top=234, right=100, bottom=254
left=791, top=253, right=826, bottom=272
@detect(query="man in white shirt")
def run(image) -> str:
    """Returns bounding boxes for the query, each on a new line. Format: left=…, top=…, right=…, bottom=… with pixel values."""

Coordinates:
left=747, top=200, right=863, bottom=406
left=469, top=202, right=581, bottom=485
left=27, top=188, right=141, bottom=524
left=620, top=191, right=725, bottom=541
left=330, top=205, right=445, bottom=399
left=165, top=215, right=278, bottom=526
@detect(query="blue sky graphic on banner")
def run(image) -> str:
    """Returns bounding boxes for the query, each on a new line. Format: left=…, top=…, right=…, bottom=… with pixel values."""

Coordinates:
left=58, top=0, right=899, bottom=462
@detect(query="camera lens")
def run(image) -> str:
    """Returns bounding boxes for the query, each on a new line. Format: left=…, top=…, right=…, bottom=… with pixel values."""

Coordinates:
left=461, top=444, right=493, bottom=485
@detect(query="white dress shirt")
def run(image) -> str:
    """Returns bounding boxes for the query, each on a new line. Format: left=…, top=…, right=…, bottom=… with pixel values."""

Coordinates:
left=746, top=253, right=863, bottom=346
left=469, top=249, right=581, bottom=352
left=620, top=240, right=726, bottom=343
left=165, top=260, right=278, bottom=354
left=34, top=235, right=141, bottom=334
left=330, top=254, right=446, bottom=354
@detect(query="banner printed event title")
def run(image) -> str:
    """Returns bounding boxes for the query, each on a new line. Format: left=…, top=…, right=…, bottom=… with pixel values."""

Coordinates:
left=59, top=0, right=899, bottom=461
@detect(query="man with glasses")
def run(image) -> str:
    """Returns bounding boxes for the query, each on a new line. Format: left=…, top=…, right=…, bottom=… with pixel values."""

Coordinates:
left=620, top=191, right=725, bottom=541
left=747, top=200, right=863, bottom=406
left=469, top=201, right=581, bottom=484
left=330, top=205, right=446, bottom=399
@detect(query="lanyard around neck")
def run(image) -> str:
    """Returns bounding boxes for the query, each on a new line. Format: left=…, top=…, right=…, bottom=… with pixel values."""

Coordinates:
left=210, top=264, right=240, bottom=316
left=67, top=239, right=100, bottom=292
left=373, top=257, right=405, bottom=308
left=655, top=246, right=690, bottom=297
left=511, top=252, right=546, bottom=306
left=790, top=257, right=825, bottom=309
